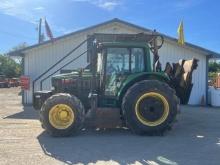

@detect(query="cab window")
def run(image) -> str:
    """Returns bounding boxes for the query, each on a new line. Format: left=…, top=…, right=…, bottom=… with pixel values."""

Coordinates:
left=104, top=47, right=146, bottom=96
left=131, top=48, right=145, bottom=73
left=106, top=48, right=129, bottom=75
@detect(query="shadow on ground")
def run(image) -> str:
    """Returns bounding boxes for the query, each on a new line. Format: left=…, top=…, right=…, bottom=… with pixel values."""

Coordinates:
left=5, top=105, right=38, bottom=120
left=37, top=107, right=220, bottom=165
left=37, top=128, right=180, bottom=165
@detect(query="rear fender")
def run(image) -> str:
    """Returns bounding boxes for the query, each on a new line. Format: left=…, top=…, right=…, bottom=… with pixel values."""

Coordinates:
left=117, top=72, right=170, bottom=106
left=33, top=91, right=52, bottom=110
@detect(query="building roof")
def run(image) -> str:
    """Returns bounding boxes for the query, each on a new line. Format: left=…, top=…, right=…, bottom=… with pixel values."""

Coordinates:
left=8, top=18, right=220, bottom=58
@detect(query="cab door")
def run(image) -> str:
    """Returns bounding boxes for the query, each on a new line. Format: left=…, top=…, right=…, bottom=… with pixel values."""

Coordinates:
left=98, top=47, right=146, bottom=107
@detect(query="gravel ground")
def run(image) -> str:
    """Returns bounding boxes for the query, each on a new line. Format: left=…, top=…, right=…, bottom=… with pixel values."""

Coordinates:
left=0, top=87, right=220, bottom=165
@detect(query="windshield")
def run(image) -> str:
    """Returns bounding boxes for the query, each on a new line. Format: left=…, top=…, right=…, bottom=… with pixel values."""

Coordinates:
left=106, top=48, right=129, bottom=75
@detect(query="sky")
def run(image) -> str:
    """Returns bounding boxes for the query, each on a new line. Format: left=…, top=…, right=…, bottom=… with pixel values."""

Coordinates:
left=0, top=0, right=219, bottom=54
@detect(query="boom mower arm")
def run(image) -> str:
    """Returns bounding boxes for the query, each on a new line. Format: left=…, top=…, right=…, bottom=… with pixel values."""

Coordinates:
left=164, top=58, right=199, bottom=104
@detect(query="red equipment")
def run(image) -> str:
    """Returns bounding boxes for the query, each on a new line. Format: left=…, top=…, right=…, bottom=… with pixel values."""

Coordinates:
left=20, top=76, right=30, bottom=90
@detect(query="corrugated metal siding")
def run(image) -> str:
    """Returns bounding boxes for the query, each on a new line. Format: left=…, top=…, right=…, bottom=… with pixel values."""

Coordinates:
left=23, top=22, right=206, bottom=105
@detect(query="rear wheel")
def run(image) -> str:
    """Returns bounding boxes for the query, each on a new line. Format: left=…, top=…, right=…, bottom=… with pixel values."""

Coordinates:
left=122, top=80, right=179, bottom=135
left=40, top=93, right=85, bottom=137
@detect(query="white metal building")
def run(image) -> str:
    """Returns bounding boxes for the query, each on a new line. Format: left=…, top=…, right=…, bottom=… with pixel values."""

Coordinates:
left=10, top=18, right=220, bottom=105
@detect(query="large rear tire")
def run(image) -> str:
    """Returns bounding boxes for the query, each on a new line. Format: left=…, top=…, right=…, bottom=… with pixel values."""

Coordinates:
left=122, top=80, right=179, bottom=135
left=40, top=93, right=85, bottom=137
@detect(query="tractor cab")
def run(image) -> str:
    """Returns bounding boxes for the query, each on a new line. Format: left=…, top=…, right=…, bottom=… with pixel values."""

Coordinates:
left=95, top=42, right=152, bottom=107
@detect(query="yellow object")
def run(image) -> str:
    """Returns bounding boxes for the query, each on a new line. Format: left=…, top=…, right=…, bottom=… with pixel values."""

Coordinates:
left=49, top=104, right=74, bottom=129
left=177, top=21, right=185, bottom=46
left=135, top=92, right=169, bottom=126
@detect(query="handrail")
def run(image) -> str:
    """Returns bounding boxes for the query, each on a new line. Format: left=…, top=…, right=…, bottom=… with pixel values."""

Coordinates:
left=40, top=50, right=88, bottom=90
left=32, top=38, right=90, bottom=93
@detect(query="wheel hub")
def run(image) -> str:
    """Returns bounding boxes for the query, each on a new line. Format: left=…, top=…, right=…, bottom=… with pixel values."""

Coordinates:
left=135, top=92, right=169, bottom=126
left=59, top=110, right=68, bottom=120
left=49, top=104, right=75, bottom=129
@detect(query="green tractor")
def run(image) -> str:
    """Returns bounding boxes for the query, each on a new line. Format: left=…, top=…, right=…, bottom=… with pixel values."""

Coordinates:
left=33, top=33, right=198, bottom=136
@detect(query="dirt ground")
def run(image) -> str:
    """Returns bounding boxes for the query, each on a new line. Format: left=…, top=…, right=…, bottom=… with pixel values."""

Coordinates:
left=0, top=87, right=220, bottom=165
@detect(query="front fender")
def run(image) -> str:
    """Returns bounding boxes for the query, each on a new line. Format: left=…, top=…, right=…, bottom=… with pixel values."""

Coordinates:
left=117, top=72, right=170, bottom=105
left=33, top=91, right=52, bottom=110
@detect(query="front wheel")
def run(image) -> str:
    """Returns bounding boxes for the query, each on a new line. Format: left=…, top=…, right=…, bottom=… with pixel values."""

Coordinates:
left=40, top=93, right=85, bottom=137
left=122, top=80, right=179, bottom=135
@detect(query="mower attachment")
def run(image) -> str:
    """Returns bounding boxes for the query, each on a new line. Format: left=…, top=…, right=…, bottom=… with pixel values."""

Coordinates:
left=164, top=58, right=199, bottom=104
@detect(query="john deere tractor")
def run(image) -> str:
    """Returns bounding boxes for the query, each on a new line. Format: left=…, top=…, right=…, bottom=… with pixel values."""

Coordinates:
left=33, top=33, right=198, bottom=136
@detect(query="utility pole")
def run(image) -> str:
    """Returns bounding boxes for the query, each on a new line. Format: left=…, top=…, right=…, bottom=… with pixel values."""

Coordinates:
left=38, top=18, right=42, bottom=44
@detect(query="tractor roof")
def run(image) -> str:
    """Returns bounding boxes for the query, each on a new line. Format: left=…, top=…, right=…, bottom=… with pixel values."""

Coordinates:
left=99, top=42, right=149, bottom=48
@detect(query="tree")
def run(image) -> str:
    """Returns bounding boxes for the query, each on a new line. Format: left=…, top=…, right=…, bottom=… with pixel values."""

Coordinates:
left=208, top=62, right=220, bottom=72
left=8, top=42, right=28, bottom=64
left=0, top=43, right=28, bottom=78
left=9, top=42, right=28, bottom=52
left=0, top=55, right=21, bottom=78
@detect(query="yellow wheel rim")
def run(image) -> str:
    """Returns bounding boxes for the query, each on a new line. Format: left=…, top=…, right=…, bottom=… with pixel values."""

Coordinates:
left=135, top=92, right=169, bottom=126
left=49, top=104, right=74, bottom=129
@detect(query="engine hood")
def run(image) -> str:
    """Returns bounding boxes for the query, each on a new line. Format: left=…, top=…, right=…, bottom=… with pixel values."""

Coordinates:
left=51, top=69, right=93, bottom=88
left=52, top=70, right=93, bottom=80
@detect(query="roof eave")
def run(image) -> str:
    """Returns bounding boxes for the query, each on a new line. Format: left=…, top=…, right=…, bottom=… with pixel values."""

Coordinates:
left=164, top=37, right=220, bottom=58
left=207, top=53, right=220, bottom=59
left=8, top=50, right=25, bottom=57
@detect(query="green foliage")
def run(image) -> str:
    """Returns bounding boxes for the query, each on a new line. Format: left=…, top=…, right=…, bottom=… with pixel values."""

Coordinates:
left=0, top=43, right=28, bottom=78
left=208, top=72, right=217, bottom=80
left=9, top=42, right=28, bottom=52
left=0, top=54, right=21, bottom=78
left=208, top=62, right=220, bottom=72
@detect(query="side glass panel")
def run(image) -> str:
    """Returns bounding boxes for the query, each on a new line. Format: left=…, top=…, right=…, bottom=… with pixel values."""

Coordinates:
left=131, top=48, right=145, bottom=73
left=105, top=48, right=129, bottom=96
